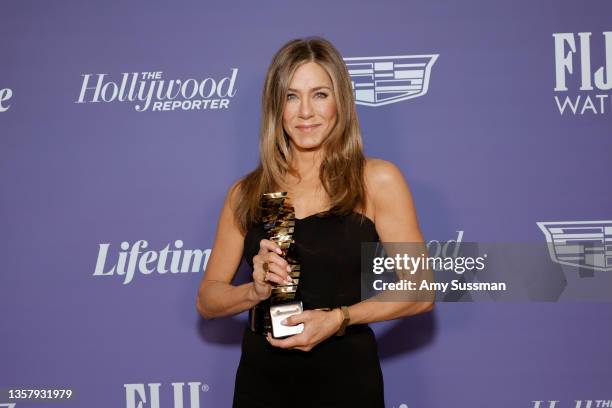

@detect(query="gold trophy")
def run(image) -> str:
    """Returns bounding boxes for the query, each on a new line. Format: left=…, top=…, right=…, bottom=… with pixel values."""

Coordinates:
left=249, top=192, right=303, bottom=338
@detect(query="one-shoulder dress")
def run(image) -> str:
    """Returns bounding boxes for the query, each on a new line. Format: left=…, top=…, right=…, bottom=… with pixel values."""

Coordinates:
left=232, top=211, right=385, bottom=408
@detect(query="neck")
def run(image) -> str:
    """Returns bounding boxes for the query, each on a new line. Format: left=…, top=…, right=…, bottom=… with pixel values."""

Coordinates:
left=289, top=146, right=324, bottom=182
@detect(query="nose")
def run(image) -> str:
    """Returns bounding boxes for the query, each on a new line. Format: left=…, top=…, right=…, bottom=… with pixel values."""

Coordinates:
left=298, top=97, right=314, bottom=119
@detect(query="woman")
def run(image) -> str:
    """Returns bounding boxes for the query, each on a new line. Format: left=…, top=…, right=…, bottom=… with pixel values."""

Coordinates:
left=196, top=36, right=434, bottom=407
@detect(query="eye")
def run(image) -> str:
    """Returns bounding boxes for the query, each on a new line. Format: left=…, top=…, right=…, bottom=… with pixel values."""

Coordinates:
left=286, top=93, right=297, bottom=100
left=315, top=92, right=328, bottom=98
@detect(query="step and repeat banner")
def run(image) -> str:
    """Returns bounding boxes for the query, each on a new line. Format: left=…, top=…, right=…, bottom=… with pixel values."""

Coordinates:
left=1, top=1, right=611, bottom=407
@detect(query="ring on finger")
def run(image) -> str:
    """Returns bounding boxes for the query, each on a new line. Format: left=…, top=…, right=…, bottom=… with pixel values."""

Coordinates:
left=263, top=262, right=269, bottom=272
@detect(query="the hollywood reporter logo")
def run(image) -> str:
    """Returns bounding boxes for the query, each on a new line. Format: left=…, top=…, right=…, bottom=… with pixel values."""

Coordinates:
left=0, top=87, right=13, bottom=112
left=75, top=69, right=238, bottom=112
left=553, top=31, right=611, bottom=115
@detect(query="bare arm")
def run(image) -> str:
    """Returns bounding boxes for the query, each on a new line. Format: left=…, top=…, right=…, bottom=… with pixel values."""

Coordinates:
left=346, top=159, right=434, bottom=326
left=195, top=181, right=260, bottom=319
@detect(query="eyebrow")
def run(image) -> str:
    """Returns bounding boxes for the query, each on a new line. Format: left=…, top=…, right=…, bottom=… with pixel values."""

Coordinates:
left=287, top=86, right=332, bottom=92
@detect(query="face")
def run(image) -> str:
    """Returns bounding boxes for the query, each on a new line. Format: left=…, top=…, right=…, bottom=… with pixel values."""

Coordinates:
left=282, top=61, right=337, bottom=152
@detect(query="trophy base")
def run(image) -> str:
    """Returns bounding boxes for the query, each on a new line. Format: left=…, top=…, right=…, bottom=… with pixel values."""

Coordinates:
left=270, top=300, right=304, bottom=339
left=248, top=301, right=334, bottom=337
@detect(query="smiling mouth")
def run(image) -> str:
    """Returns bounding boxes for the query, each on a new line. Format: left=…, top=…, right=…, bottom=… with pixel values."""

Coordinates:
left=296, top=124, right=321, bottom=132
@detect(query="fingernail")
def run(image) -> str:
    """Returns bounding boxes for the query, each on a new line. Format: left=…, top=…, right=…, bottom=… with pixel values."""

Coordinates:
left=276, top=247, right=282, bottom=254
left=286, top=265, right=291, bottom=272
left=281, top=318, right=287, bottom=325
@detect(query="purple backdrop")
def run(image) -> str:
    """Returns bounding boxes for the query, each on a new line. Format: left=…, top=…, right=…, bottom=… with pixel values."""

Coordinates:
left=1, top=0, right=611, bottom=407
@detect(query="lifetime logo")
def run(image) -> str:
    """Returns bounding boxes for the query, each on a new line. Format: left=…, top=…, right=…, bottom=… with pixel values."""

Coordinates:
left=94, top=239, right=211, bottom=285
left=553, top=31, right=612, bottom=115
left=125, top=382, right=208, bottom=408
left=0, top=87, right=13, bottom=112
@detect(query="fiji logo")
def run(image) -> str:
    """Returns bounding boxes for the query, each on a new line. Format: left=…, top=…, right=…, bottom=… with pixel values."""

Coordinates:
left=537, top=220, right=612, bottom=271
left=344, top=54, right=438, bottom=107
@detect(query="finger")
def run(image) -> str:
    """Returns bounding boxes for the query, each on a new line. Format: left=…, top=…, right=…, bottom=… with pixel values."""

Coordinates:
left=253, top=255, right=284, bottom=278
left=252, top=259, right=289, bottom=286
left=256, top=263, right=289, bottom=286
left=263, top=261, right=292, bottom=283
left=259, top=239, right=282, bottom=255
left=251, top=259, right=271, bottom=283
left=266, top=332, right=303, bottom=349
left=282, top=311, right=309, bottom=326
left=263, top=270, right=288, bottom=285
left=253, top=268, right=268, bottom=285
left=253, top=254, right=273, bottom=275
left=253, top=254, right=264, bottom=268
left=264, top=252, right=292, bottom=279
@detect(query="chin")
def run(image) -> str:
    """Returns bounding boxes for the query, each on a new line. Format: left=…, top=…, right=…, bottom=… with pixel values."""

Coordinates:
left=294, top=139, right=323, bottom=151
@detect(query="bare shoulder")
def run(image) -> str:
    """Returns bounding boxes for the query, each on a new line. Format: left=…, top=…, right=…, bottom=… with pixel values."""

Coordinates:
left=221, top=177, right=247, bottom=236
left=225, top=178, right=243, bottom=211
left=364, top=157, right=408, bottom=196
left=364, top=157, right=422, bottom=241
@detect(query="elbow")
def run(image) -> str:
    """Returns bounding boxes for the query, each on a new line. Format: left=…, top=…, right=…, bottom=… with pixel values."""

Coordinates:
left=196, top=299, right=216, bottom=320
left=400, top=300, right=434, bottom=319
left=422, top=301, right=435, bottom=314
left=196, top=290, right=216, bottom=320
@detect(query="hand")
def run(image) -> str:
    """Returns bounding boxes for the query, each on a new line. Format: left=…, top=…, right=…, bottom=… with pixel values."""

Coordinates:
left=250, top=238, right=294, bottom=301
left=266, top=308, right=344, bottom=352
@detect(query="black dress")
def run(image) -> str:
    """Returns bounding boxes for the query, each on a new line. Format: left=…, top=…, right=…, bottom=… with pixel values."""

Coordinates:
left=233, top=211, right=385, bottom=408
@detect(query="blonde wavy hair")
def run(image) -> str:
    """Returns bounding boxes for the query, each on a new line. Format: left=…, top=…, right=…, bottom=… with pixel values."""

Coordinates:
left=233, top=36, right=368, bottom=233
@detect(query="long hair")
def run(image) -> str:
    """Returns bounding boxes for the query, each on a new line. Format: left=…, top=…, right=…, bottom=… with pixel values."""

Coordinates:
left=233, top=36, right=367, bottom=233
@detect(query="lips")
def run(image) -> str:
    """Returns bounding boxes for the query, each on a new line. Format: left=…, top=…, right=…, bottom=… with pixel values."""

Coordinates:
left=296, top=124, right=321, bottom=132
